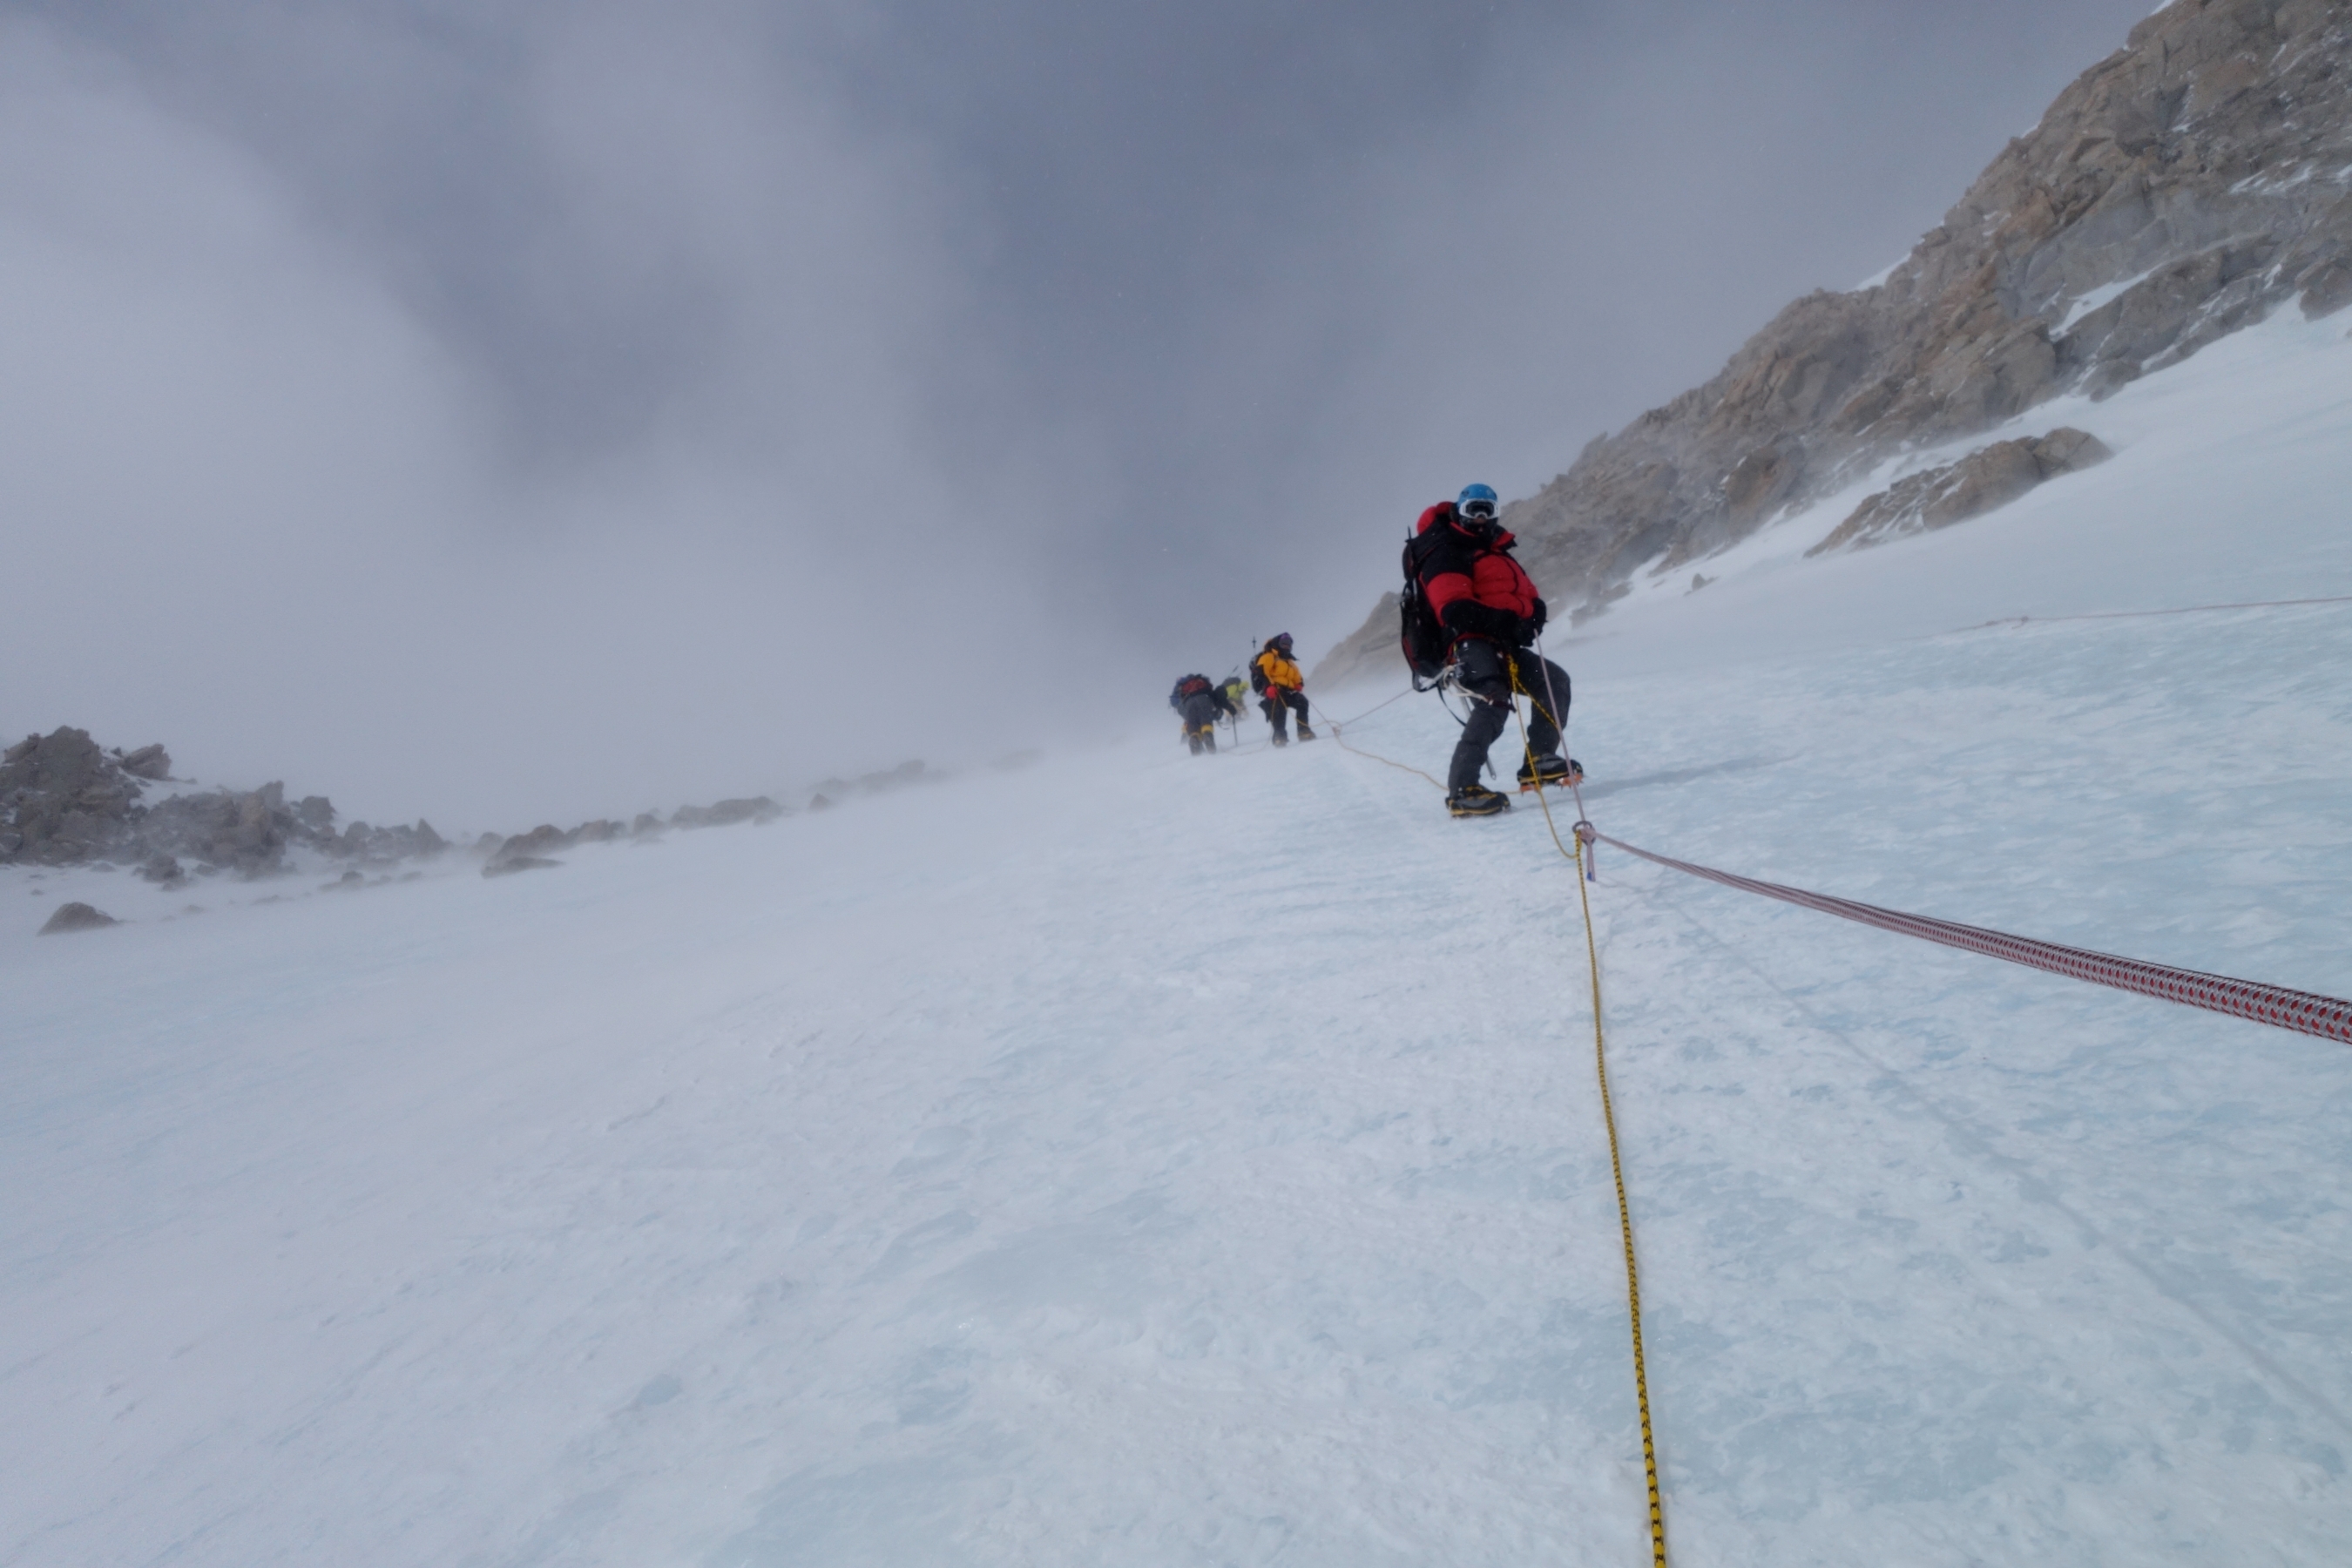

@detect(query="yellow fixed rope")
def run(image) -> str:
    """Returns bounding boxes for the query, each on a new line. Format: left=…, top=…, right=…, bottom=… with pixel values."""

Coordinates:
left=1511, top=667, right=1669, bottom=1568
left=1328, top=720, right=1447, bottom=789
left=1571, top=829, right=1668, bottom=1567
left=1327, top=677, right=1669, bottom=1564
left=1328, top=686, right=1448, bottom=788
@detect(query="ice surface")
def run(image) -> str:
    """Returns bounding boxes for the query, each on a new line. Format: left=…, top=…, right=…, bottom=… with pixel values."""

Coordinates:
left=6, top=308, right=2352, bottom=1565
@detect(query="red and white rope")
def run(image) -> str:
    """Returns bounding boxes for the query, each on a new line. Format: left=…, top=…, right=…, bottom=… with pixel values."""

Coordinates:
left=1578, top=825, right=2352, bottom=1045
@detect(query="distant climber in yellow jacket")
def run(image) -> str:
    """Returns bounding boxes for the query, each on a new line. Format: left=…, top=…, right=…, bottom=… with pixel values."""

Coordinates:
left=1249, top=633, right=1315, bottom=746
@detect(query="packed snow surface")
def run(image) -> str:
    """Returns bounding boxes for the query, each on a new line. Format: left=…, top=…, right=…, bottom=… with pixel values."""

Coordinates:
left=7, top=308, right=2352, bottom=1565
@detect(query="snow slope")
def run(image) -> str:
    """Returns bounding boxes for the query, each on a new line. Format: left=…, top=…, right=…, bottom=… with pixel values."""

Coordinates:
left=6, top=308, right=2352, bottom=1565
left=1574, top=303, right=2352, bottom=672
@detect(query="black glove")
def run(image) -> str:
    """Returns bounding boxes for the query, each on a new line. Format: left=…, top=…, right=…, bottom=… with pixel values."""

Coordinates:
left=1439, top=599, right=1524, bottom=644
left=1529, top=598, right=1547, bottom=638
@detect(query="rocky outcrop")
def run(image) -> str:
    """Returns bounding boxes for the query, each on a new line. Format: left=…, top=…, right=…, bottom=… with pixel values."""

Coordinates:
left=3, top=727, right=444, bottom=875
left=6, top=724, right=857, bottom=882
left=335, top=818, right=448, bottom=864
left=1488, top=0, right=2352, bottom=618
left=478, top=823, right=571, bottom=875
left=476, top=797, right=782, bottom=870
left=671, top=796, right=784, bottom=829
left=139, top=782, right=337, bottom=875
left=476, top=798, right=777, bottom=871
left=497, top=824, right=574, bottom=860
left=481, top=855, right=562, bottom=878
left=1809, top=428, right=2114, bottom=553
left=1308, top=595, right=1404, bottom=692
left=1, top=729, right=149, bottom=864
left=39, top=901, right=117, bottom=935
left=810, top=760, right=933, bottom=802
left=117, top=744, right=172, bottom=781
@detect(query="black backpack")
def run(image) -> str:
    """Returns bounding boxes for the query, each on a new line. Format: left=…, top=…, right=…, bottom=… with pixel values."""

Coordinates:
left=1176, top=674, right=1211, bottom=699
left=1247, top=659, right=1269, bottom=695
left=1399, top=531, right=1452, bottom=686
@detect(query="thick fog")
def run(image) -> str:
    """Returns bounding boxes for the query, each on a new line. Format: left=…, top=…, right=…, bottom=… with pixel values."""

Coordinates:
left=2, top=0, right=2155, bottom=825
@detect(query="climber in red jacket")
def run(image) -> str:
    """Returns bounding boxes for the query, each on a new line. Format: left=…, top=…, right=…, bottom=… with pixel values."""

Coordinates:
left=1405, top=483, right=1579, bottom=816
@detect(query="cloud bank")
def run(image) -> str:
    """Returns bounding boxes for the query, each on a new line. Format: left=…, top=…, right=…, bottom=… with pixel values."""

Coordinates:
left=2, top=0, right=2156, bottom=821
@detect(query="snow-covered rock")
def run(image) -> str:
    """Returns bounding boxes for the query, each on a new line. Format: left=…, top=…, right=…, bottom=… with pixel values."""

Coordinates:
left=35, top=899, right=115, bottom=935
left=1808, top=427, right=2113, bottom=554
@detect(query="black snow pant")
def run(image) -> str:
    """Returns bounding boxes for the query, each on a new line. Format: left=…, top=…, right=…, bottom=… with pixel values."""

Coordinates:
left=1260, top=688, right=1309, bottom=738
left=1178, top=693, right=1224, bottom=733
left=1447, top=640, right=1571, bottom=793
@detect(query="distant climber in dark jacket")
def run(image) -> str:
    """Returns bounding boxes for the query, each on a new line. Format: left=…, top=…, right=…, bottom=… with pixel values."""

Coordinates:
left=1169, top=673, right=1236, bottom=754
left=1407, top=483, right=1579, bottom=816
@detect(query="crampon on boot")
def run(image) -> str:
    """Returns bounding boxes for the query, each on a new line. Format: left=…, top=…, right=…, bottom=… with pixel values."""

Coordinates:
left=1516, top=754, right=1584, bottom=791
left=1270, top=731, right=1288, bottom=747
left=1446, top=784, right=1511, bottom=818
left=1186, top=730, right=1204, bottom=755
left=1296, top=723, right=1316, bottom=741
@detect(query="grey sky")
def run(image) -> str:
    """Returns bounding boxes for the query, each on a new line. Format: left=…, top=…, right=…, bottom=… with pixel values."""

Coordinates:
left=3, top=1, right=2157, bottom=820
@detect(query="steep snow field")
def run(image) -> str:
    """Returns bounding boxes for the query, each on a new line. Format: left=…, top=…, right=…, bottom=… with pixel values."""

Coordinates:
left=1577, top=301, right=2352, bottom=669
left=7, top=308, right=2352, bottom=1565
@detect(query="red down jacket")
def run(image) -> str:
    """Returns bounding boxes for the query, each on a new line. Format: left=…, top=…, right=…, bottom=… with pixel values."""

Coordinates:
left=1412, top=503, right=1544, bottom=646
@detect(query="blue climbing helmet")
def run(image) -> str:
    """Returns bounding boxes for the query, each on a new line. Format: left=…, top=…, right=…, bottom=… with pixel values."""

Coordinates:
left=1457, top=482, right=1499, bottom=522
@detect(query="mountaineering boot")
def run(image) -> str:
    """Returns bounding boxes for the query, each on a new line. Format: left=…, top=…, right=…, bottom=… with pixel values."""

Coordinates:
left=1515, top=754, right=1583, bottom=790
left=1201, top=729, right=1217, bottom=754
left=1296, top=723, right=1317, bottom=742
left=1446, top=783, right=1511, bottom=818
left=1271, top=731, right=1288, bottom=748
left=1186, top=731, right=1203, bottom=755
